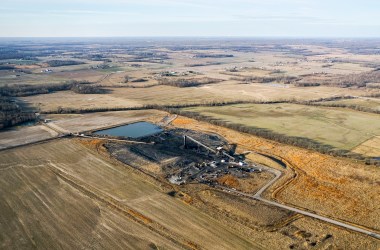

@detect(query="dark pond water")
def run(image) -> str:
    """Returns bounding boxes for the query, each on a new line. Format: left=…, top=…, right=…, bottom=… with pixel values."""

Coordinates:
left=94, top=122, right=163, bottom=138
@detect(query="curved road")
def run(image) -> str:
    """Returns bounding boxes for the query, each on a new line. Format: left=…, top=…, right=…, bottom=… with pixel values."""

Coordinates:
left=221, top=165, right=380, bottom=240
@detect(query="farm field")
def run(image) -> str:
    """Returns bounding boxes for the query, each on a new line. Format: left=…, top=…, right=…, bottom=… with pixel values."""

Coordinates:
left=1, top=137, right=378, bottom=249
left=20, top=83, right=375, bottom=113
left=2, top=38, right=380, bottom=249
left=0, top=139, right=261, bottom=249
left=181, top=103, right=380, bottom=152
left=20, top=91, right=142, bottom=113
left=0, top=125, right=58, bottom=149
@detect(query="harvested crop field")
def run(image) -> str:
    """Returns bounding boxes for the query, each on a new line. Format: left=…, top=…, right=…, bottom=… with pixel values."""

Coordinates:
left=0, top=125, right=58, bottom=149
left=181, top=103, right=380, bottom=152
left=0, top=139, right=260, bottom=249
left=20, top=91, right=142, bottom=113
left=352, top=136, right=380, bottom=157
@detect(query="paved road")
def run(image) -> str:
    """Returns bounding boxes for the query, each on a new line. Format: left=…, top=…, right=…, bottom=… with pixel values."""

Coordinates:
left=221, top=164, right=380, bottom=240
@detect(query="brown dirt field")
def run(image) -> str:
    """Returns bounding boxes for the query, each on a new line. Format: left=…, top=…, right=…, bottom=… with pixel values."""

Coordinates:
left=51, top=69, right=106, bottom=82
left=21, top=91, right=142, bottom=113
left=0, top=125, right=58, bottom=149
left=171, top=116, right=380, bottom=232
left=0, top=139, right=260, bottom=250
left=0, top=153, right=179, bottom=249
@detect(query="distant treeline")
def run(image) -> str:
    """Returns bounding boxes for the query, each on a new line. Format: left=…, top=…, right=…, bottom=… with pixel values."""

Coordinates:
left=194, top=54, right=234, bottom=58
left=46, top=60, right=85, bottom=67
left=0, top=50, right=40, bottom=61
left=328, top=69, right=380, bottom=88
left=0, top=97, right=36, bottom=129
left=232, top=75, right=299, bottom=84
left=158, top=78, right=222, bottom=88
left=71, top=84, right=108, bottom=94
left=0, top=65, right=16, bottom=71
left=42, top=97, right=359, bottom=114
left=0, top=83, right=73, bottom=97
left=294, top=82, right=321, bottom=87
left=185, top=62, right=222, bottom=67
left=298, top=69, right=380, bottom=88
left=0, top=81, right=106, bottom=97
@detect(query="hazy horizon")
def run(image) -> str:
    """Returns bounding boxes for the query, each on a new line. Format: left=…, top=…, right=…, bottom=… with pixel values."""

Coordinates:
left=1, top=0, right=380, bottom=37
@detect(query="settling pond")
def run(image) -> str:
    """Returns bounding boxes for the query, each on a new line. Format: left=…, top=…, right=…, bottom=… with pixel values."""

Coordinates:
left=94, top=122, right=163, bottom=138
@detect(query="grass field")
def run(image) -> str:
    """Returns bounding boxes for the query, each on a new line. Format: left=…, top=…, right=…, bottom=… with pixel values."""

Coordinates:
left=0, top=139, right=259, bottom=249
left=316, top=97, right=380, bottom=111
left=181, top=103, right=380, bottom=152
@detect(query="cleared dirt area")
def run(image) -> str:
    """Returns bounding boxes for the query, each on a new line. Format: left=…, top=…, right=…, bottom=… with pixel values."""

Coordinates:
left=182, top=103, right=380, bottom=151
left=0, top=139, right=260, bottom=249
left=45, top=109, right=167, bottom=133
left=0, top=125, right=58, bottom=149
left=171, top=116, right=380, bottom=232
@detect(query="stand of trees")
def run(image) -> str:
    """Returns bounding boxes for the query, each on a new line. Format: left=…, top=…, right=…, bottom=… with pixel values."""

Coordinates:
left=0, top=80, right=98, bottom=97
left=71, top=84, right=107, bottom=94
left=0, top=97, right=36, bottom=129
left=158, top=78, right=222, bottom=88
left=46, top=60, right=84, bottom=67
left=232, top=75, right=299, bottom=84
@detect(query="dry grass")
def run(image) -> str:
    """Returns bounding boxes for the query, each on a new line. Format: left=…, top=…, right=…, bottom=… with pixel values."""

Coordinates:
left=182, top=103, right=380, bottom=151
left=171, top=116, right=380, bottom=231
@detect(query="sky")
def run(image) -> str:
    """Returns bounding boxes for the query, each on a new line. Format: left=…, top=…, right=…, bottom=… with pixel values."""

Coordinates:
left=0, top=0, right=379, bottom=37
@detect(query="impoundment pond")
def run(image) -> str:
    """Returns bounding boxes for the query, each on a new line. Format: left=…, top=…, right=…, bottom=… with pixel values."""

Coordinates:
left=94, top=122, right=163, bottom=138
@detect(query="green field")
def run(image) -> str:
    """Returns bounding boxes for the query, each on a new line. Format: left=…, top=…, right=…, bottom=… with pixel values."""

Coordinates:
left=182, top=103, right=380, bottom=151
